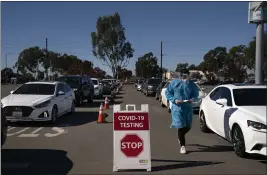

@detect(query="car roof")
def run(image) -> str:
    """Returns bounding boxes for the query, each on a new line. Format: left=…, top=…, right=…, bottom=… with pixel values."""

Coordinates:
left=25, top=81, right=60, bottom=85
left=217, top=84, right=266, bottom=90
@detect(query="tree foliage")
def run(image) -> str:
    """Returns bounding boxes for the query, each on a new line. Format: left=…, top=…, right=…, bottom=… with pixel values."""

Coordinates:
left=13, top=46, right=107, bottom=80
left=135, top=52, right=160, bottom=78
left=91, top=12, right=134, bottom=78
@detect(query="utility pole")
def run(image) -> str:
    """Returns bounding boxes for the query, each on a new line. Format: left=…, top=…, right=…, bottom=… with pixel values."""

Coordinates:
left=248, top=2, right=266, bottom=85
left=45, top=38, right=52, bottom=81
left=5, top=54, right=8, bottom=69
left=160, top=41, right=163, bottom=79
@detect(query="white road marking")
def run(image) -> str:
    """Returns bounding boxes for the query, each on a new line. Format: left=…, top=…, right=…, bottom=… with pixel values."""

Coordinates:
left=7, top=127, right=30, bottom=136
left=7, top=127, right=16, bottom=132
left=18, top=127, right=44, bottom=137
left=44, top=127, right=66, bottom=137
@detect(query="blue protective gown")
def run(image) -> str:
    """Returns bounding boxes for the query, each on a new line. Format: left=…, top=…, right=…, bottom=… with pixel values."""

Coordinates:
left=165, top=79, right=199, bottom=129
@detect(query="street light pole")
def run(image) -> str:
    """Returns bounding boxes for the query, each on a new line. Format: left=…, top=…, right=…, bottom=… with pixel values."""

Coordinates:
left=255, top=22, right=264, bottom=84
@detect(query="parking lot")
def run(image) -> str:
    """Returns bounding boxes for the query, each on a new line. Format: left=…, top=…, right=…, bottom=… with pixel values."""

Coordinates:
left=1, top=84, right=266, bottom=174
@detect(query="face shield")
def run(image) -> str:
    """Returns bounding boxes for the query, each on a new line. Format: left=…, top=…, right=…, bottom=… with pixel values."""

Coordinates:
left=181, top=73, right=190, bottom=81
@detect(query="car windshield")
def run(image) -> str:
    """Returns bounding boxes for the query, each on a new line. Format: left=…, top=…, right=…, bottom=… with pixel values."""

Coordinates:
left=233, top=88, right=266, bottom=106
left=13, top=84, right=55, bottom=95
left=148, top=79, right=162, bottom=84
left=92, top=80, right=98, bottom=85
left=58, top=77, right=80, bottom=88
left=138, top=80, right=144, bottom=84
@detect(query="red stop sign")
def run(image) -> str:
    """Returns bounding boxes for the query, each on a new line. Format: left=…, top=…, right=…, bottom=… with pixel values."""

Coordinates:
left=120, top=134, right=144, bottom=157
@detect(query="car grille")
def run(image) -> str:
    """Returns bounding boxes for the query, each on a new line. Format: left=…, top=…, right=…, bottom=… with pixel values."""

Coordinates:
left=4, top=106, right=34, bottom=117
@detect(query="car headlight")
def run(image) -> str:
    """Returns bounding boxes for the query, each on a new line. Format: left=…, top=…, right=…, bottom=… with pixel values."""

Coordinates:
left=148, top=85, right=152, bottom=89
left=35, top=100, right=51, bottom=108
left=247, top=120, right=267, bottom=130
left=73, top=88, right=78, bottom=91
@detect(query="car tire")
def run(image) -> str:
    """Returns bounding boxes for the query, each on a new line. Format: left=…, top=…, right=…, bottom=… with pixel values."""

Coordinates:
left=50, top=106, right=58, bottom=124
left=199, top=112, right=211, bottom=133
left=87, top=92, right=93, bottom=103
left=76, top=95, right=83, bottom=106
left=232, top=125, right=247, bottom=158
left=70, top=101, right=75, bottom=114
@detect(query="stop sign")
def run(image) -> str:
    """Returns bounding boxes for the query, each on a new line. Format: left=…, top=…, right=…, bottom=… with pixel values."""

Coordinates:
left=120, top=134, right=144, bottom=157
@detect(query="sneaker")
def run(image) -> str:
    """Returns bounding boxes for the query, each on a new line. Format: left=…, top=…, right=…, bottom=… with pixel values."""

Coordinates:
left=180, top=146, right=186, bottom=154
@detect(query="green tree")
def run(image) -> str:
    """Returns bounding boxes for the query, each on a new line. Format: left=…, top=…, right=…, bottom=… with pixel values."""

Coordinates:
left=188, top=64, right=197, bottom=70
left=245, top=33, right=267, bottom=76
left=135, top=52, right=160, bottom=78
left=175, top=63, right=188, bottom=72
left=224, top=45, right=247, bottom=82
left=91, top=12, right=134, bottom=78
left=15, top=46, right=44, bottom=76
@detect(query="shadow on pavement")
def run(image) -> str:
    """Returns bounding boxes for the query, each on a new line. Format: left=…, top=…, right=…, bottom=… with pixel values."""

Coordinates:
left=244, top=154, right=267, bottom=164
left=186, top=144, right=233, bottom=153
left=2, top=149, right=73, bottom=175
left=151, top=159, right=222, bottom=172
left=8, top=111, right=107, bottom=127
left=76, top=100, right=123, bottom=108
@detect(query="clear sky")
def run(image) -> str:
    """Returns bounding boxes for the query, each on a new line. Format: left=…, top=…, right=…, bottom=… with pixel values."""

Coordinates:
left=1, top=1, right=260, bottom=75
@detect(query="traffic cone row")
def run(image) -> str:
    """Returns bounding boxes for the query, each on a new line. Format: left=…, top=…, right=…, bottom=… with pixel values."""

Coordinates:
left=97, top=97, right=110, bottom=124
left=97, top=103, right=106, bottom=123
left=104, top=96, right=109, bottom=109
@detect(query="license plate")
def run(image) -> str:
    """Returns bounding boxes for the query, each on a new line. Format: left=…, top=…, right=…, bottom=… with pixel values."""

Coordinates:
left=12, top=111, right=22, bottom=118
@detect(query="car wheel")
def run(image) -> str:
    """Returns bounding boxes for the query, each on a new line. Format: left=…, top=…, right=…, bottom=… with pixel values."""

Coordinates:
left=155, top=94, right=158, bottom=100
left=70, top=101, right=75, bottom=114
left=87, top=93, right=93, bottom=103
left=199, top=112, right=211, bottom=133
left=50, top=106, right=58, bottom=124
left=232, top=125, right=247, bottom=157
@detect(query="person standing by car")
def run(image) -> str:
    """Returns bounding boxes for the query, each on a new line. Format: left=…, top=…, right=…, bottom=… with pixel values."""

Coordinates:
left=165, top=69, right=199, bottom=154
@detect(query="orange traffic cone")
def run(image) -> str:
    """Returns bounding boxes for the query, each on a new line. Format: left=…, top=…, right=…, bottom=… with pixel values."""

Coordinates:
left=97, top=103, right=106, bottom=123
left=104, top=97, right=109, bottom=110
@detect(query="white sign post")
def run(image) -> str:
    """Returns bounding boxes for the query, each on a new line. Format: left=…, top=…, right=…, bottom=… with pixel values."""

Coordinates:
left=113, top=104, right=151, bottom=172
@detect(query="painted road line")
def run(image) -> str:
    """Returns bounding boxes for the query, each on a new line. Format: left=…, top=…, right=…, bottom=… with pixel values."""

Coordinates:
left=18, top=127, right=44, bottom=138
left=7, top=127, right=30, bottom=136
left=7, top=127, right=16, bottom=132
left=44, top=127, right=66, bottom=137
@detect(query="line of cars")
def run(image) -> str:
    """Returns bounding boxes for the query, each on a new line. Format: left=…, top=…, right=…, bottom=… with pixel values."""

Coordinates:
left=135, top=78, right=207, bottom=113
left=135, top=78, right=267, bottom=158
left=1, top=75, right=123, bottom=146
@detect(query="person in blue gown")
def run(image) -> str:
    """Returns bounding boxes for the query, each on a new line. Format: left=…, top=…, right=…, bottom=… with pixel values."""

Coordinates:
left=165, top=69, right=199, bottom=154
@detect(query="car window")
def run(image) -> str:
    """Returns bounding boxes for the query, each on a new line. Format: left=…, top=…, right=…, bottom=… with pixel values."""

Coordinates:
left=56, top=83, right=65, bottom=93
left=63, top=84, right=71, bottom=93
left=233, top=88, right=266, bottom=106
left=210, top=87, right=222, bottom=101
left=220, top=87, right=232, bottom=106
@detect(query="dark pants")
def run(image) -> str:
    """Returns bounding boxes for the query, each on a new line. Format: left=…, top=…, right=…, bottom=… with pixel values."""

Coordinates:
left=178, top=127, right=191, bottom=146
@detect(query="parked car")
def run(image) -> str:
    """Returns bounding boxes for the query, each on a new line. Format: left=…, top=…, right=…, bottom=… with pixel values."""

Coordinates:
left=155, top=81, right=167, bottom=100
left=101, top=80, right=112, bottom=95
left=58, top=75, right=94, bottom=105
left=1, top=104, right=8, bottom=147
left=1, top=81, right=76, bottom=124
left=91, top=78, right=104, bottom=99
left=135, top=79, right=144, bottom=87
left=161, top=81, right=206, bottom=113
left=102, top=79, right=116, bottom=90
left=142, top=78, right=162, bottom=96
left=136, top=79, right=145, bottom=91
left=199, top=84, right=266, bottom=157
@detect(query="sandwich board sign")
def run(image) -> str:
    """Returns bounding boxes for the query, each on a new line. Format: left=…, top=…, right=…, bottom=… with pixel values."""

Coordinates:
left=113, top=104, right=151, bottom=172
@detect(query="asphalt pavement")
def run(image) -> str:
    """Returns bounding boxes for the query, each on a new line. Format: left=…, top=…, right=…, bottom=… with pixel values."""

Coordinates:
left=1, top=84, right=266, bottom=174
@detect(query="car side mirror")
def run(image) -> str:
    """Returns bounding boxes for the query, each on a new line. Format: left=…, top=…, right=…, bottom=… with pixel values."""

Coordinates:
left=216, top=98, right=227, bottom=106
left=10, top=91, right=14, bottom=94
left=57, top=91, right=65, bottom=96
